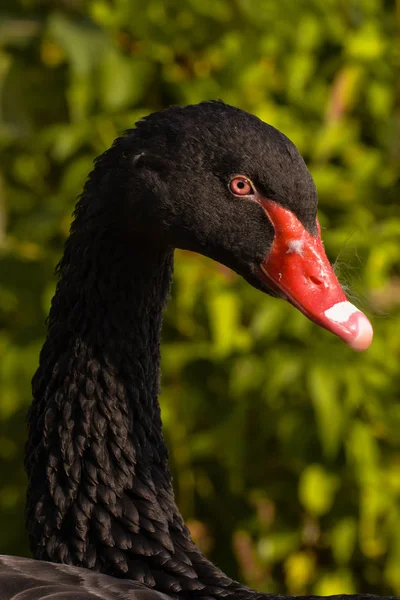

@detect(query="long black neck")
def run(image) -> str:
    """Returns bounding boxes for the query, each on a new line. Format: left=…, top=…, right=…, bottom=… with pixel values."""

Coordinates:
left=25, top=181, right=257, bottom=599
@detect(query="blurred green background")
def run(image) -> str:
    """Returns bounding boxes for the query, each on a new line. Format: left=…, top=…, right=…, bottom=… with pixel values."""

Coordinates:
left=1, top=0, right=400, bottom=596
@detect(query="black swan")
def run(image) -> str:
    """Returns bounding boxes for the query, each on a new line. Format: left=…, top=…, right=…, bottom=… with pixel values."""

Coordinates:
left=0, top=101, right=389, bottom=600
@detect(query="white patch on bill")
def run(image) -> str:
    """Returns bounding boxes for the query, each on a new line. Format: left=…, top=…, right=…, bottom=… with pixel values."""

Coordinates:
left=286, top=239, right=304, bottom=255
left=324, top=301, right=359, bottom=324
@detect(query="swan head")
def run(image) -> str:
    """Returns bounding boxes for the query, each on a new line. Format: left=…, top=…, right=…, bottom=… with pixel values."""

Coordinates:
left=100, top=101, right=373, bottom=350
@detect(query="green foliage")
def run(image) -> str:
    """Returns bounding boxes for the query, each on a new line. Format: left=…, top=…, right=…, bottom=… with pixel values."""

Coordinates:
left=0, top=0, right=399, bottom=595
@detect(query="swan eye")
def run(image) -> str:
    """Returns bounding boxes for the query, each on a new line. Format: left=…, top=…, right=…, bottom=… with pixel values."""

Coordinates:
left=229, top=176, right=254, bottom=196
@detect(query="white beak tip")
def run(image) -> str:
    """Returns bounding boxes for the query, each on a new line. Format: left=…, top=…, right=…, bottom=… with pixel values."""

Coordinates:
left=346, top=313, right=374, bottom=351
left=324, top=301, right=373, bottom=351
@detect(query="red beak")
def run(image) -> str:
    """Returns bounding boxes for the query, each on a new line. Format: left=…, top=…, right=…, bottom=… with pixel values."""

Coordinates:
left=257, top=199, right=373, bottom=351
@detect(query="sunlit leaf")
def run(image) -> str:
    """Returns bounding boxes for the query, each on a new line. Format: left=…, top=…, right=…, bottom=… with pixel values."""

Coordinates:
left=299, top=464, right=338, bottom=517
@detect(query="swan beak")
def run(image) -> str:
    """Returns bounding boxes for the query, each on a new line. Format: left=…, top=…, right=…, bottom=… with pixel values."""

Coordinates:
left=257, top=200, right=373, bottom=351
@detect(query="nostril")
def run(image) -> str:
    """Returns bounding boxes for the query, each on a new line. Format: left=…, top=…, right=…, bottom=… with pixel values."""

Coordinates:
left=309, top=275, right=323, bottom=285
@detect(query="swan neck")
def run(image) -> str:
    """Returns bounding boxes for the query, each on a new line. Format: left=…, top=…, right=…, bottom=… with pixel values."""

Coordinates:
left=25, top=178, right=257, bottom=599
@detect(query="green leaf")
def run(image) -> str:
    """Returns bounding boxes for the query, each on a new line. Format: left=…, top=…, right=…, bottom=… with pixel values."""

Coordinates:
left=299, top=464, right=338, bottom=517
left=308, top=366, right=342, bottom=460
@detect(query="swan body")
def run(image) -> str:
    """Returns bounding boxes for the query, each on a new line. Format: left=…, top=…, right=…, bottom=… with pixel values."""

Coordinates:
left=0, top=557, right=395, bottom=600
left=0, top=556, right=169, bottom=600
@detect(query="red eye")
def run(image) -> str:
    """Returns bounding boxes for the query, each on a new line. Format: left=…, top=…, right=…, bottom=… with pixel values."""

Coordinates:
left=229, top=176, right=254, bottom=196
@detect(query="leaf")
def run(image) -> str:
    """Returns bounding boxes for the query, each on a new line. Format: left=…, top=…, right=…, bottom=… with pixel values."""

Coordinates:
left=314, top=569, right=356, bottom=596
left=331, top=518, right=357, bottom=566
left=208, top=290, right=241, bottom=357
left=308, top=366, right=343, bottom=460
left=284, top=551, right=315, bottom=593
left=100, top=51, right=154, bottom=111
left=299, top=464, right=338, bottom=517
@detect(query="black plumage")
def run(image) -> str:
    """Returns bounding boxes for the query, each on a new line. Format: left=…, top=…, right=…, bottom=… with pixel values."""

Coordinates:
left=0, top=101, right=394, bottom=600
